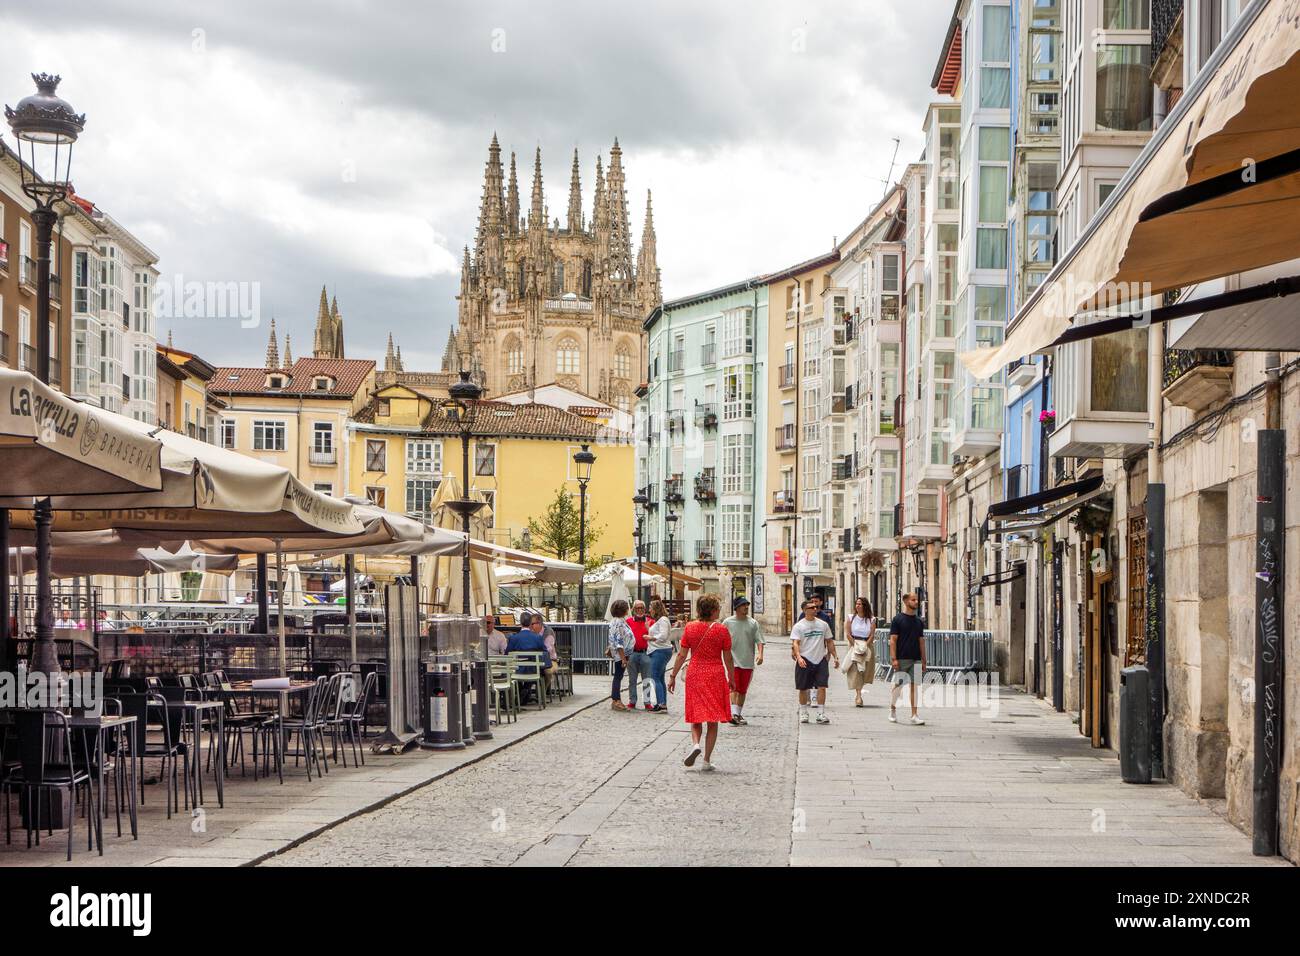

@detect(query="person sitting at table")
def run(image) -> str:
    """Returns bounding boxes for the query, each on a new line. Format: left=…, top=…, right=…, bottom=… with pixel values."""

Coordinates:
left=507, top=616, right=554, bottom=701
left=484, top=614, right=509, bottom=656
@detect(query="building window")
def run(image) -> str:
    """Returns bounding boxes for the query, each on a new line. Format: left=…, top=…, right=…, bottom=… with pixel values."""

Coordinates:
left=722, top=308, right=754, bottom=357
left=481, top=490, right=496, bottom=526
left=365, top=438, right=387, bottom=472
left=614, top=348, right=632, bottom=380
left=1095, top=45, right=1153, bottom=131
left=721, top=434, right=753, bottom=494
left=312, top=422, right=334, bottom=456
left=406, top=477, right=439, bottom=518
left=252, top=420, right=286, bottom=451
left=721, top=503, right=753, bottom=562
left=474, top=442, right=496, bottom=476
left=722, top=365, right=754, bottom=421
left=365, top=485, right=387, bottom=508
left=801, top=325, right=820, bottom=377
left=313, top=482, right=334, bottom=496
left=505, top=338, right=523, bottom=375
left=219, top=419, right=236, bottom=449
left=406, top=439, right=442, bottom=475
left=550, top=260, right=564, bottom=296
left=556, top=339, right=580, bottom=376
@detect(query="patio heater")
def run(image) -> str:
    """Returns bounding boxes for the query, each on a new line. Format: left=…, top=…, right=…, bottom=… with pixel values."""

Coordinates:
left=665, top=512, right=679, bottom=603
left=6, top=74, right=84, bottom=675
left=440, top=371, right=485, bottom=616
left=632, top=490, right=648, bottom=604
left=573, top=444, right=596, bottom=622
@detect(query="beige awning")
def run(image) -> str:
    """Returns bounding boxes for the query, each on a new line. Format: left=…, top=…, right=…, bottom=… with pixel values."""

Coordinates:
left=3, top=412, right=362, bottom=537
left=0, top=368, right=162, bottom=495
left=185, top=497, right=433, bottom=555
left=963, top=0, right=1300, bottom=379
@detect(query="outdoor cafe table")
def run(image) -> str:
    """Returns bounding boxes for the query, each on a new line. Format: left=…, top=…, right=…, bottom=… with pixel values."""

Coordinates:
left=205, top=682, right=315, bottom=785
left=0, top=711, right=139, bottom=842
left=159, top=699, right=225, bottom=809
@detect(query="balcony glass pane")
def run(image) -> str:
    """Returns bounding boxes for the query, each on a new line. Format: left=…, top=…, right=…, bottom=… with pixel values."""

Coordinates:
left=1096, top=45, right=1154, bottom=131
left=1091, top=326, right=1149, bottom=413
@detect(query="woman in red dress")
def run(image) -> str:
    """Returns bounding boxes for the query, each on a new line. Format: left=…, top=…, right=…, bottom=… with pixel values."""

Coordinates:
left=668, top=593, right=735, bottom=771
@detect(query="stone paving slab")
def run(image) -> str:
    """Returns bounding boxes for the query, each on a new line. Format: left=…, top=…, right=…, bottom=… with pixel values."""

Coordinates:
left=0, top=676, right=610, bottom=867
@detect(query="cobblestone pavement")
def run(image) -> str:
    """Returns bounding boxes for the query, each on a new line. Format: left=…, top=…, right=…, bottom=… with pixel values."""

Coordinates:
left=270, top=641, right=1287, bottom=867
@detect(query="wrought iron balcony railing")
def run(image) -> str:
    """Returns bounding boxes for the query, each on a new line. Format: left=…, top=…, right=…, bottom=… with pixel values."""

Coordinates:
left=694, top=403, right=718, bottom=429
left=1163, top=348, right=1232, bottom=389
left=663, top=476, right=685, bottom=503
left=778, top=364, right=796, bottom=389
left=694, top=472, right=716, bottom=501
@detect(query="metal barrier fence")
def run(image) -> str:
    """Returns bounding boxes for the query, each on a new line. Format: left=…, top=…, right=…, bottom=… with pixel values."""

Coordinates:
left=873, top=629, right=994, bottom=683
left=553, top=622, right=612, bottom=674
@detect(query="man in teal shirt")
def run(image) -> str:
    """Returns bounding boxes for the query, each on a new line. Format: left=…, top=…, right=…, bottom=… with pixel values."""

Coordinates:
left=723, top=597, right=764, bottom=725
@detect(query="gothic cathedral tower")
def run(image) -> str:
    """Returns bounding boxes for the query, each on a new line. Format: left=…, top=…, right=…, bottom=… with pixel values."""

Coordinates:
left=446, top=136, right=659, bottom=410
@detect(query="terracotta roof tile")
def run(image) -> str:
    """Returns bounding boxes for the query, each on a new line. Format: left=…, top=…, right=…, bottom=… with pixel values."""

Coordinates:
left=210, top=358, right=375, bottom=398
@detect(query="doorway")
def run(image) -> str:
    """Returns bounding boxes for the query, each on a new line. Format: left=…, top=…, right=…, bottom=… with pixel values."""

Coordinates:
left=1008, top=569, right=1027, bottom=687
left=1083, top=531, right=1115, bottom=748
left=781, top=582, right=793, bottom=634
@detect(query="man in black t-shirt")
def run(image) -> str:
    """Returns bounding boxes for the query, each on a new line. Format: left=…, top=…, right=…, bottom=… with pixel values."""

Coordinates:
left=888, top=592, right=927, bottom=725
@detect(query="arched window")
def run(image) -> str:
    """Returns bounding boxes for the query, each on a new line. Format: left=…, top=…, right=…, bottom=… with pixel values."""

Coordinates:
left=582, top=260, right=593, bottom=297
left=556, top=338, right=580, bottom=376
left=614, top=347, right=632, bottom=380
left=516, top=258, right=526, bottom=295
left=504, top=336, right=523, bottom=375
left=550, top=261, right=564, bottom=297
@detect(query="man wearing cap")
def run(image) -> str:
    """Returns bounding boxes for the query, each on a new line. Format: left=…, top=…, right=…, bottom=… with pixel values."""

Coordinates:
left=723, top=596, right=764, bottom=725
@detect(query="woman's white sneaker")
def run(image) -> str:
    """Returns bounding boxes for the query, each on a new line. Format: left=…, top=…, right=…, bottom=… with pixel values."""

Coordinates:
left=700, top=760, right=715, bottom=772
left=683, top=744, right=702, bottom=767
left=909, top=715, right=926, bottom=725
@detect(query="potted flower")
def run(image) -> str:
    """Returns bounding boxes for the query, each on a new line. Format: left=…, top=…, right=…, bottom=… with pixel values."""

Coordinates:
left=1039, top=408, right=1056, bottom=433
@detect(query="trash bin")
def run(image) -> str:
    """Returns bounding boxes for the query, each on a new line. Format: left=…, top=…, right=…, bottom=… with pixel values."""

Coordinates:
left=468, top=659, right=493, bottom=741
left=1119, top=665, right=1152, bottom=784
left=420, top=661, right=466, bottom=750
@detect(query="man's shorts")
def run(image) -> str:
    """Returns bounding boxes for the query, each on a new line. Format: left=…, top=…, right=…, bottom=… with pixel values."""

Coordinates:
left=794, top=656, right=830, bottom=690
left=891, top=659, right=922, bottom=684
left=733, top=667, right=754, bottom=695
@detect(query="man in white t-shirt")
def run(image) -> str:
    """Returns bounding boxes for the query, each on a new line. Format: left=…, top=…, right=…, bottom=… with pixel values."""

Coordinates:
left=791, top=598, right=838, bottom=724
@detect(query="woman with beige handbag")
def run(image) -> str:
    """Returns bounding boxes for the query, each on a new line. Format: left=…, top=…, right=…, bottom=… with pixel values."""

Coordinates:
left=841, top=597, right=877, bottom=707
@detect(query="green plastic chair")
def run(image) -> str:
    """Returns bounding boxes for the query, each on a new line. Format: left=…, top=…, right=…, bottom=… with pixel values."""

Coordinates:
left=508, top=651, right=547, bottom=711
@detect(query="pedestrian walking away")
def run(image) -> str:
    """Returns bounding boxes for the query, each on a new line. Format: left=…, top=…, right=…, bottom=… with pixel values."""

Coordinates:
left=626, top=599, right=653, bottom=710
left=840, top=597, right=876, bottom=707
left=646, top=599, right=675, bottom=712
left=723, top=595, right=763, bottom=725
left=791, top=598, right=837, bottom=724
left=607, top=599, right=635, bottom=711
left=668, top=593, right=735, bottom=771
left=888, top=592, right=927, bottom=725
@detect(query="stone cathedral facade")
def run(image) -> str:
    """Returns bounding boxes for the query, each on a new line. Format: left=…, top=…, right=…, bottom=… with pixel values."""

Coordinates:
left=443, top=135, right=660, bottom=409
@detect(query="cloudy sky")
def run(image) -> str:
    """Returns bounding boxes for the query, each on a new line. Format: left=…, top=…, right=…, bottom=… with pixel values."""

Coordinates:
left=1, top=0, right=954, bottom=370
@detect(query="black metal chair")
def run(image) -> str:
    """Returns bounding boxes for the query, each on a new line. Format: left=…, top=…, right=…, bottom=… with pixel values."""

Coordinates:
left=279, top=676, right=331, bottom=780
left=118, top=691, right=187, bottom=818
left=2, top=709, right=100, bottom=861
left=327, top=671, right=375, bottom=767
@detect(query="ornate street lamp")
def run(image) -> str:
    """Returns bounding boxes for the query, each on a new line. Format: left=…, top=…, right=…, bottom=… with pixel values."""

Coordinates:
left=573, top=444, right=596, bottom=621
left=632, top=490, right=648, bottom=604
left=665, top=511, right=679, bottom=603
left=440, top=370, right=485, bottom=616
left=7, top=74, right=84, bottom=676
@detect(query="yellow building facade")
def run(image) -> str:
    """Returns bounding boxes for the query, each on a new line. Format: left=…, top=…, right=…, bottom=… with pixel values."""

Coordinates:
left=348, top=382, right=635, bottom=559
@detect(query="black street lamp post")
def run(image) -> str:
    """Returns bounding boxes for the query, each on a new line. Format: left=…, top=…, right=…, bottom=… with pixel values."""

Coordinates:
left=632, top=491, right=648, bottom=604
left=665, top=512, right=679, bottom=603
left=6, top=74, right=84, bottom=676
left=573, top=444, right=596, bottom=622
left=441, top=371, right=485, bottom=616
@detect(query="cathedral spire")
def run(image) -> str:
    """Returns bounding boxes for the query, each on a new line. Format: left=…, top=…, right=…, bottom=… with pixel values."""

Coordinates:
left=330, top=295, right=345, bottom=359
left=567, top=148, right=583, bottom=232
left=529, top=146, right=545, bottom=227
left=385, top=333, right=397, bottom=372
left=265, top=318, right=280, bottom=370
left=313, top=286, right=330, bottom=357
left=506, top=151, right=520, bottom=235
left=474, top=135, right=506, bottom=277
left=637, top=189, right=662, bottom=312
left=605, top=139, right=634, bottom=283
left=283, top=333, right=293, bottom=369
left=395, top=345, right=403, bottom=372
left=440, top=326, right=458, bottom=372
